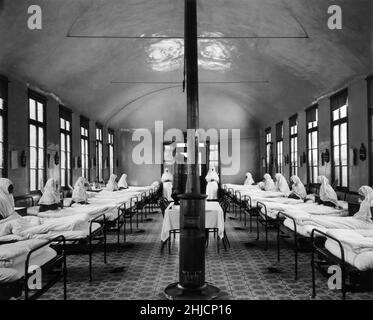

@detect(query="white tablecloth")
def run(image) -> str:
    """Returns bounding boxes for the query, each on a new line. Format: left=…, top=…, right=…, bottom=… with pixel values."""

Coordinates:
left=161, top=201, right=224, bottom=241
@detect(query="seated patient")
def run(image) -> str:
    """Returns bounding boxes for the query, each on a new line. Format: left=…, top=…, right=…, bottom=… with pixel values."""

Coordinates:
left=275, top=173, right=291, bottom=196
left=354, top=186, right=373, bottom=222
left=39, top=178, right=61, bottom=212
left=244, top=172, right=255, bottom=185
left=118, top=173, right=128, bottom=190
left=106, top=174, right=119, bottom=191
left=261, top=174, right=277, bottom=192
left=0, top=178, right=20, bottom=221
left=317, top=175, right=338, bottom=207
left=289, top=175, right=307, bottom=200
left=72, top=177, right=88, bottom=204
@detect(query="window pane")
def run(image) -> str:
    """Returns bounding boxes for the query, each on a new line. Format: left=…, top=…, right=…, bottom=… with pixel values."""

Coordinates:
left=38, top=169, right=44, bottom=190
left=38, top=148, right=44, bottom=168
left=67, top=152, right=71, bottom=169
left=0, top=98, right=3, bottom=110
left=333, top=125, right=340, bottom=146
left=38, top=127, right=44, bottom=148
left=61, top=169, right=66, bottom=187
left=37, top=102, right=44, bottom=122
left=341, top=166, right=348, bottom=187
left=29, top=99, right=36, bottom=120
left=30, top=169, right=36, bottom=191
left=30, top=125, right=37, bottom=147
left=0, top=143, right=3, bottom=168
left=30, top=147, right=37, bottom=168
left=340, top=105, right=347, bottom=118
left=333, top=146, right=340, bottom=164
left=66, top=121, right=70, bottom=132
left=60, top=118, right=65, bottom=129
left=340, top=123, right=347, bottom=144
left=61, top=151, right=66, bottom=168
left=312, top=149, right=318, bottom=165
left=61, top=133, right=65, bottom=151
left=334, top=167, right=340, bottom=185
left=312, top=132, right=318, bottom=148
left=67, top=137, right=70, bottom=152
left=333, top=109, right=339, bottom=121
left=341, top=145, right=348, bottom=165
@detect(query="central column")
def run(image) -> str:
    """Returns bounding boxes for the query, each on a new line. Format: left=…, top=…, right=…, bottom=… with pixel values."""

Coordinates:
left=164, top=0, right=220, bottom=300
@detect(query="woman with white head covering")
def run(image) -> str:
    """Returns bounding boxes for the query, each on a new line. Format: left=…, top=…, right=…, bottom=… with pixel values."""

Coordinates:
left=39, top=178, right=61, bottom=212
left=275, top=173, right=291, bottom=196
left=289, top=175, right=307, bottom=200
left=317, top=176, right=338, bottom=207
left=161, top=168, right=173, bottom=201
left=106, top=174, right=118, bottom=191
left=244, top=172, right=255, bottom=185
left=205, top=167, right=219, bottom=200
left=72, top=177, right=88, bottom=204
left=353, top=186, right=373, bottom=222
left=118, top=174, right=128, bottom=190
left=0, top=178, right=16, bottom=219
left=262, top=174, right=276, bottom=192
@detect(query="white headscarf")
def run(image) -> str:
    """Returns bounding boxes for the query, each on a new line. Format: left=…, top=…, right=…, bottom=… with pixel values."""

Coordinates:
left=39, top=178, right=60, bottom=205
left=244, top=172, right=255, bottom=185
left=72, top=177, right=88, bottom=203
left=290, top=175, right=307, bottom=199
left=353, top=186, right=373, bottom=222
left=0, top=178, right=15, bottom=219
left=107, top=174, right=118, bottom=191
left=118, top=174, right=128, bottom=189
left=161, top=169, right=173, bottom=183
left=318, top=176, right=338, bottom=206
left=263, top=174, right=276, bottom=192
left=275, top=173, right=291, bottom=196
left=206, top=167, right=219, bottom=183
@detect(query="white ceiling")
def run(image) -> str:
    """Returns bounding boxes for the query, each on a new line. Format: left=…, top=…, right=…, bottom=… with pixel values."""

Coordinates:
left=0, top=0, right=372, bottom=130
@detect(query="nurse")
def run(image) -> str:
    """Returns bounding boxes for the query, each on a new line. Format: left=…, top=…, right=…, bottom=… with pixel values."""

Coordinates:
left=205, top=167, right=219, bottom=200
left=161, top=168, right=173, bottom=201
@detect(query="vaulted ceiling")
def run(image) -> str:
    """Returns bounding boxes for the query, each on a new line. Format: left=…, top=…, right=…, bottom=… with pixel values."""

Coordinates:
left=0, top=0, right=372, bottom=131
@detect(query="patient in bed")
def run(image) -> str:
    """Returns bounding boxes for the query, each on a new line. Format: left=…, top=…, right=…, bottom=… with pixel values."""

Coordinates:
left=275, top=173, right=291, bottom=196
left=261, top=174, right=277, bottom=192
left=317, top=176, right=339, bottom=208
left=244, top=172, right=255, bottom=185
left=354, top=186, right=373, bottom=222
left=38, top=179, right=61, bottom=212
left=0, top=178, right=20, bottom=221
left=106, top=174, right=119, bottom=191
left=72, top=177, right=89, bottom=205
left=118, top=174, right=128, bottom=190
left=289, top=175, right=307, bottom=200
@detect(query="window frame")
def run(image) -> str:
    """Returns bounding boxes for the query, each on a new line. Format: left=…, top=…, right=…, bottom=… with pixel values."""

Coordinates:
left=330, top=89, right=349, bottom=189
left=289, top=114, right=298, bottom=177
left=28, top=91, right=47, bottom=192
left=306, top=105, right=319, bottom=184
left=59, top=106, right=72, bottom=188
left=95, top=124, right=103, bottom=182
left=80, top=116, right=90, bottom=181
left=275, top=122, right=283, bottom=174
left=108, top=129, right=115, bottom=176
left=0, top=75, right=8, bottom=178
left=265, top=127, right=272, bottom=173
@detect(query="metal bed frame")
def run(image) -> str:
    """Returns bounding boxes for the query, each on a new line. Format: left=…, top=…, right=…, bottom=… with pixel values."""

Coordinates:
left=311, top=228, right=373, bottom=300
left=0, top=235, right=67, bottom=300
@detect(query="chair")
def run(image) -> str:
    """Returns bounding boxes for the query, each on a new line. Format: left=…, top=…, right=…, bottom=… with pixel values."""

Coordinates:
left=158, top=197, right=169, bottom=217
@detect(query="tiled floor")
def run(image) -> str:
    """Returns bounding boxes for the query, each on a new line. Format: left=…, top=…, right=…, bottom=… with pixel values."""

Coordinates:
left=42, top=207, right=373, bottom=300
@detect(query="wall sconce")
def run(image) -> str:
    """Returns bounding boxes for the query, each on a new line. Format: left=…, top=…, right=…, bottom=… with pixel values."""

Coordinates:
left=116, top=159, right=119, bottom=167
left=20, top=150, right=27, bottom=167
left=77, top=156, right=82, bottom=168
left=285, top=155, right=289, bottom=165
left=360, top=143, right=367, bottom=161
left=302, top=152, right=307, bottom=164
left=54, top=152, right=60, bottom=165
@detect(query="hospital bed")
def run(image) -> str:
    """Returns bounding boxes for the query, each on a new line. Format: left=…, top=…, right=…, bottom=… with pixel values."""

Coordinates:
left=0, top=236, right=66, bottom=300
left=311, top=228, right=373, bottom=299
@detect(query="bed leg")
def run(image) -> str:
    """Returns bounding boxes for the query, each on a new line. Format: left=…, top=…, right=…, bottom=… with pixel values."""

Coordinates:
left=277, top=222, right=280, bottom=262
left=294, top=232, right=298, bottom=281
left=63, top=255, right=67, bottom=300
left=89, top=250, right=93, bottom=282
left=104, top=227, right=107, bottom=264
left=250, top=212, right=252, bottom=232
left=217, top=236, right=220, bottom=254
left=265, top=220, right=268, bottom=251
left=256, top=214, right=259, bottom=241
left=341, top=264, right=346, bottom=300
left=117, top=218, right=120, bottom=252
left=123, top=218, right=126, bottom=243
left=168, top=237, right=171, bottom=254
left=311, top=247, right=316, bottom=298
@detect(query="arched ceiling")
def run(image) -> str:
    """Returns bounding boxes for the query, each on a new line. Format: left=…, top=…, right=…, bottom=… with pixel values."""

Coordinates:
left=0, top=0, right=372, bottom=130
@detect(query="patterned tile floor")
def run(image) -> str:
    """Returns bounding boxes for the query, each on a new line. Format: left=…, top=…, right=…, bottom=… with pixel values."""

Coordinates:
left=41, top=207, right=373, bottom=300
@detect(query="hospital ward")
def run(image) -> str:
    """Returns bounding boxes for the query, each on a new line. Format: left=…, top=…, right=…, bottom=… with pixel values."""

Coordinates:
left=0, top=0, right=373, bottom=302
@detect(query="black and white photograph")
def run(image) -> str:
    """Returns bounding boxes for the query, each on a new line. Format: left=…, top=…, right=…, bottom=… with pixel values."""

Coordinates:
left=0, top=0, right=372, bottom=309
